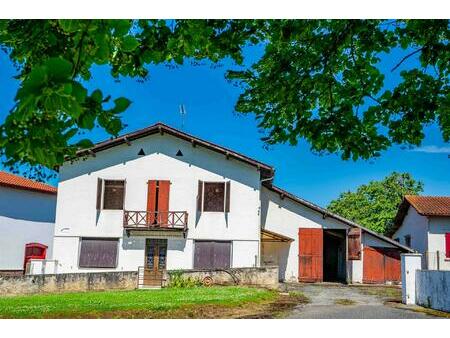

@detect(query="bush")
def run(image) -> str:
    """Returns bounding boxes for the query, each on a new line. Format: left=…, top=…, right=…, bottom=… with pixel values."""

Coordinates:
left=168, top=271, right=203, bottom=288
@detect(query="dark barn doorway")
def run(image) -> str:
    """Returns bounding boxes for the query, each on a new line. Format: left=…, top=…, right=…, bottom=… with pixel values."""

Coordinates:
left=323, top=230, right=346, bottom=282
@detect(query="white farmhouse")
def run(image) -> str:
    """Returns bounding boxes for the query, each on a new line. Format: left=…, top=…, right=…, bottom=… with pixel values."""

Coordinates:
left=391, top=195, right=450, bottom=270
left=52, top=123, right=412, bottom=285
left=0, top=171, right=57, bottom=275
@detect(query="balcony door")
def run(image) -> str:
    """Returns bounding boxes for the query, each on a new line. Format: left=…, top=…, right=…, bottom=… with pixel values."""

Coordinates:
left=145, top=239, right=167, bottom=272
left=147, top=180, right=170, bottom=226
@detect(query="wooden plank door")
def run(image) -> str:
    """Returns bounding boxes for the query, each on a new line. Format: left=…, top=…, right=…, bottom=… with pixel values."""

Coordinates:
left=383, top=249, right=401, bottom=282
left=145, top=239, right=167, bottom=272
left=363, top=247, right=385, bottom=283
left=298, top=228, right=323, bottom=282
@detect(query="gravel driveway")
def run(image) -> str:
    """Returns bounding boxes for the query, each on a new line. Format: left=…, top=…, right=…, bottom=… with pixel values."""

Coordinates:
left=282, top=283, right=437, bottom=319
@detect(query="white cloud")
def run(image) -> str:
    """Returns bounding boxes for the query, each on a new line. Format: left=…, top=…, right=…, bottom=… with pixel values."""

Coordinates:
left=410, top=145, right=450, bottom=154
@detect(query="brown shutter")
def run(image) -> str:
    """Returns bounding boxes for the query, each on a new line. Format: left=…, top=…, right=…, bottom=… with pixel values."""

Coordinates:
left=225, top=181, right=231, bottom=212
left=103, top=180, right=125, bottom=210
left=348, top=228, right=361, bottom=260
left=79, top=238, right=118, bottom=268
left=197, top=180, right=203, bottom=212
left=158, top=180, right=170, bottom=226
left=96, top=178, right=103, bottom=210
left=147, top=180, right=157, bottom=224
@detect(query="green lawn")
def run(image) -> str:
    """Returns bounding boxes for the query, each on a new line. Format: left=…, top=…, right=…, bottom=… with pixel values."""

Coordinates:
left=0, top=286, right=277, bottom=319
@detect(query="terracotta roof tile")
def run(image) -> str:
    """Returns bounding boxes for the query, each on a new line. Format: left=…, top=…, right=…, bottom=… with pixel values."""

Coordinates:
left=0, top=171, right=57, bottom=195
left=405, top=195, right=450, bottom=216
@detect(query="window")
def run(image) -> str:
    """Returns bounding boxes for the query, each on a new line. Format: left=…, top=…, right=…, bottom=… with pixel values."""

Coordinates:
left=197, top=181, right=230, bottom=212
left=203, top=182, right=225, bottom=212
left=445, top=233, right=450, bottom=259
left=404, top=235, right=411, bottom=247
left=103, top=180, right=125, bottom=210
left=79, top=238, right=118, bottom=268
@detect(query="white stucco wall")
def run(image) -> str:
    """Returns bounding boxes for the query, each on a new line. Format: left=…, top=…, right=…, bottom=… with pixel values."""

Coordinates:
left=392, top=206, right=428, bottom=253
left=0, top=186, right=56, bottom=270
left=53, top=133, right=262, bottom=273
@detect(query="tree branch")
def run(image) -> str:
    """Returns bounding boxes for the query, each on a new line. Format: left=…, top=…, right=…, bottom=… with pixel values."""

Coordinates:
left=391, top=48, right=423, bottom=72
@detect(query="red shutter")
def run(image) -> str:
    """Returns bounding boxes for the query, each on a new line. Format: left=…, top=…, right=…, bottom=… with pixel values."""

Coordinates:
left=446, top=233, right=450, bottom=258
left=348, top=228, right=361, bottom=260
left=298, top=228, right=323, bottom=282
left=158, top=180, right=170, bottom=226
left=147, top=180, right=157, bottom=224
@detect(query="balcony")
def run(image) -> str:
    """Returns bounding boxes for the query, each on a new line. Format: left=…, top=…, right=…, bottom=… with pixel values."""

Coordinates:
left=123, top=210, right=188, bottom=237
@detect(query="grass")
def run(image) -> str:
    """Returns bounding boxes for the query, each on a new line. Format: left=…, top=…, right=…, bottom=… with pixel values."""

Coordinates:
left=0, top=286, right=277, bottom=319
left=288, top=291, right=311, bottom=304
left=334, top=298, right=356, bottom=306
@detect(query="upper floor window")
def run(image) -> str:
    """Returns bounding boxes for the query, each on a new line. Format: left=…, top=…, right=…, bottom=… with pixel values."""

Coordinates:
left=97, top=179, right=125, bottom=210
left=404, top=235, right=411, bottom=247
left=197, top=181, right=230, bottom=213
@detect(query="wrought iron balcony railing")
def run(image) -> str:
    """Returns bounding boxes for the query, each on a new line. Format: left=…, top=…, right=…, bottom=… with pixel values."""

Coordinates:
left=123, top=210, right=188, bottom=231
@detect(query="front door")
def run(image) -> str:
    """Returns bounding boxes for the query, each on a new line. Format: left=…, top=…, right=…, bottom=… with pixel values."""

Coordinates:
left=143, top=239, right=167, bottom=287
left=145, top=239, right=167, bottom=271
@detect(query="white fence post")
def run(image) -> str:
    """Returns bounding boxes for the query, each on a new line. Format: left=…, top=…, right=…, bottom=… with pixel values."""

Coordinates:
left=401, top=253, right=422, bottom=305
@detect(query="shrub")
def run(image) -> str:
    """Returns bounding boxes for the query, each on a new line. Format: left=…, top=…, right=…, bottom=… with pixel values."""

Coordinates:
left=168, top=271, right=203, bottom=288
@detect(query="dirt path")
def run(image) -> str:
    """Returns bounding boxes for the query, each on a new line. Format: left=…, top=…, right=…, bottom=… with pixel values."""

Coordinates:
left=282, top=283, right=438, bottom=319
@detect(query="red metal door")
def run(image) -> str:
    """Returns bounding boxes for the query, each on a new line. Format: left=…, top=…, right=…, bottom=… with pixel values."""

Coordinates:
left=298, top=228, right=323, bottom=282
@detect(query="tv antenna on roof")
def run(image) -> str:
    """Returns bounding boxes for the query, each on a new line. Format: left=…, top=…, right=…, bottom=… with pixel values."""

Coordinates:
left=179, top=104, right=187, bottom=130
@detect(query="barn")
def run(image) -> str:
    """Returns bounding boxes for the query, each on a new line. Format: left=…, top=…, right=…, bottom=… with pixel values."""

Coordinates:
left=260, top=185, right=413, bottom=284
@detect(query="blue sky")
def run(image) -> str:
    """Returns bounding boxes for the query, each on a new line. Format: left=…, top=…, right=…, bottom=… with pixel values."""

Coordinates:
left=0, top=44, right=449, bottom=207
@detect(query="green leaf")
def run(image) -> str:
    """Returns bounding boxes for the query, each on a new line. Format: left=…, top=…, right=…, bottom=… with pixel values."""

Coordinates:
left=45, top=57, right=73, bottom=81
left=76, top=139, right=94, bottom=149
left=112, top=97, right=131, bottom=114
left=58, top=20, right=81, bottom=33
left=91, top=89, right=103, bottom=103
left=121, top=35, right=140, bottom=52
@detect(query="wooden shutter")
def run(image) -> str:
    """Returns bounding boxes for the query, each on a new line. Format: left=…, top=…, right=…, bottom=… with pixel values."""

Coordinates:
left=348, top=228, right=361, bottom=260
left=197, top=180, right=203, bottom=212
left=194, top=241, right=231, bottom=269
left=446, top=233, right=450, bottom=258
left=96, top=178, right=103, bottom=210
left=147, top=180, right=157, bottom=224
left=158, top=180, right=170, bottom=226
left=79, top=238, right=118, bottom=268
left=225, top=181, right=231, bottom=212
left=298, top=228, right=323, bottom=282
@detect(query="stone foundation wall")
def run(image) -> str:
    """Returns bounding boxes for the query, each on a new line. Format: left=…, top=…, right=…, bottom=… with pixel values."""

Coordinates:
left=0, top=271, right=138, bottom=296
left=164, top=266, right=279, bottom=289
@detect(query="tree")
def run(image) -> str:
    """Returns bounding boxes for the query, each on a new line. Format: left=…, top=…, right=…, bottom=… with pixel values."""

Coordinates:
left=0, top=20, right=448, bottom=179
left=327, top=172, right=424, bottom=235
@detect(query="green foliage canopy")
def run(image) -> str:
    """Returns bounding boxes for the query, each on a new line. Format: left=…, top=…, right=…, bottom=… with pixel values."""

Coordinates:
left=0, top=20, right=448, bottom=178
left=327, top=172, right=424, bottom=235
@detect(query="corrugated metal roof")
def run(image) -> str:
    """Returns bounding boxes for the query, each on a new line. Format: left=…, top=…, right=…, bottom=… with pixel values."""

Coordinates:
left=0, top=171, right=57, bottom=195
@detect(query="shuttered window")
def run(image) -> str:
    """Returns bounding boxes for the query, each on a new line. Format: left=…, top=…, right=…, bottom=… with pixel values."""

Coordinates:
left=194, top=241, right=231, bottom=269
left=199, top=181, right=230, bottom=212
left=103, top=180, right=125, bottom=210
left=79, top=238, right=118, bottom=268
left=203, top=182, right=225, bottom=212
left=347, top=228, right=361, bottom=260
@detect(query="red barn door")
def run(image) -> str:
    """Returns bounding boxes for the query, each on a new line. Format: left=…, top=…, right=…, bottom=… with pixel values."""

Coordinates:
left=298, top=228, right=323, bottom=282
left=363, top=247, right=401, bottom=284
